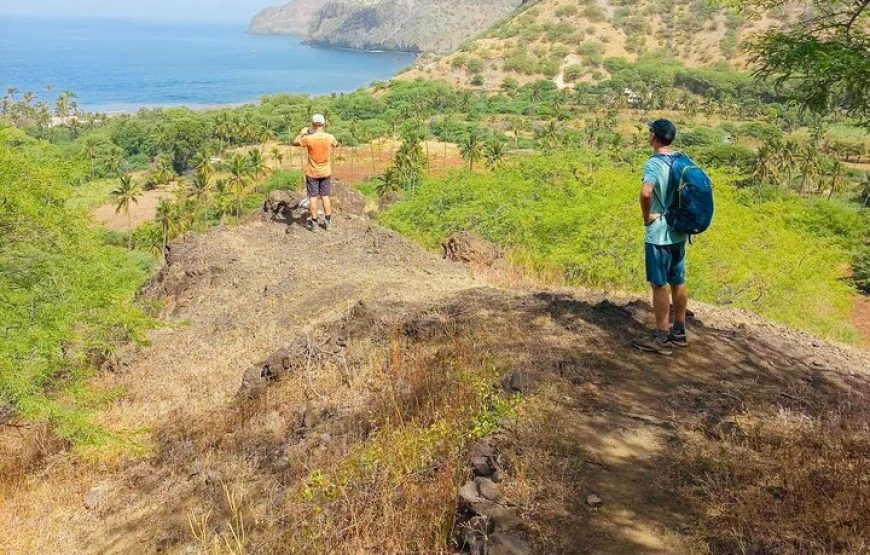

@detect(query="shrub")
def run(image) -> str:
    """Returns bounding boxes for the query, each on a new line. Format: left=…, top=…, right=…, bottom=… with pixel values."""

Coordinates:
left=564, top=64, right=585, bottom=82
left=555, top=5, right=577, bottom=17
left=0, top=126, right=154, bottom=445
left=467, top=57, right=484, bottom=74
left=578, top=40, right=604, bottom=57
left=678, top=126, right=726, bottom=147
left=380, top=151, right=858, bottom=341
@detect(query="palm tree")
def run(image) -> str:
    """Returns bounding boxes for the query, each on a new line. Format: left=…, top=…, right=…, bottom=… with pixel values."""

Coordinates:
left=82, top=141, right=99, bottom=178
left=191, top=149, right=216, bottom=178
left=248, top=148, right=267, bottom=176
left=111, top=173, right=143, bottom=249
left=225, top=153, right=251, bottom=216
left=460, top=128, right=485, bottom=172
left=55, top=91, right=77, bottom=122
left=826, top=159, right=848, bottom=201
left=485, top=140, right=507, bottom=169
left=187, top=170, right=213, bottom=224
left=214, top=179, right=234, bottom=224
left=752, top=141, right=784, bottom=188
left=538, top=120, right=562, bottom=150
left=270, top=147, right=285, bottom=170
left=154, top=156, right=175, bottom=188
left=155, top=198, right=174, bottom=254
left=375, top=168, right=401, bottom=197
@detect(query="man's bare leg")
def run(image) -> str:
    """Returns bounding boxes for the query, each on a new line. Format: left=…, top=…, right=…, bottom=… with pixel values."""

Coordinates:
left=308, top=197, right=319, bottom=220
left=322, top=196, right=332, bottom=218
left=652, top=284, right=671, bottom=332
left=670, top=283, right=687, bottom=327
left=632, top=283, right=675, bottom=354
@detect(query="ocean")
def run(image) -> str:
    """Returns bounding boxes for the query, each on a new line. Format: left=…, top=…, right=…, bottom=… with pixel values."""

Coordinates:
left=0, top=16, right=416, bottom=112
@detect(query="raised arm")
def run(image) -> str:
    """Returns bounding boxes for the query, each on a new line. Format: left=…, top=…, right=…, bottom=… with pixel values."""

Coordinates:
left=292, top=127, right=309, bottom=147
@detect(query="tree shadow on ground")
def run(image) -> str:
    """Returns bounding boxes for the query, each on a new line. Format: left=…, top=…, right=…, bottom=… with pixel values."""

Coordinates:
left=92, top=287, right=868, bottom=554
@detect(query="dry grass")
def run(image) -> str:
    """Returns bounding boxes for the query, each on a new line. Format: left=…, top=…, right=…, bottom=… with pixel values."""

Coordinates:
left=3, top=223, right=869, bottom=554
left=273, top=329, right=520, bottom=553
left=674, top=399, right=870, bottom=555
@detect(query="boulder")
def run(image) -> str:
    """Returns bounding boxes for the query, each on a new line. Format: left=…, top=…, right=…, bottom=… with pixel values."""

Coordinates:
left=470, top=455, right=494, bottom=477
left=263, top=189, right=304, bottom=217
left=83, top=485, right=106, bottom=510
left=586, top=493, right=603, bottom=508
left=488, top=533, right=531, bottom=555
left=441, top=231, right=501, bottom=266
left=475, top=477, right=501, bottom=501
left=506, top=368, right=533, bottom=394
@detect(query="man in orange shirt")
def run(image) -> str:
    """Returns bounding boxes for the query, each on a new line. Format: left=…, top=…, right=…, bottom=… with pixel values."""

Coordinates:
left=293, top=114, right=339, bottom=231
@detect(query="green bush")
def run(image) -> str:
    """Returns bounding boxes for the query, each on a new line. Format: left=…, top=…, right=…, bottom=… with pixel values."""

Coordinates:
left=0, top=125, right=155, bottom=444
left=679, top=127, right=726, bottom=147
left=380, top=151, right=858, bottom=342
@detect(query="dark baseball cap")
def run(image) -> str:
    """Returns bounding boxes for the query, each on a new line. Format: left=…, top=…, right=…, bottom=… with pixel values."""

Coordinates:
left=648, top=119, right=677, bottom=143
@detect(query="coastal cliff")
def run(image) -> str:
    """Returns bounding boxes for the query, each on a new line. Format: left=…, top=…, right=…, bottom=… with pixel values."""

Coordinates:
left=249, top=0, right=524, bottom=52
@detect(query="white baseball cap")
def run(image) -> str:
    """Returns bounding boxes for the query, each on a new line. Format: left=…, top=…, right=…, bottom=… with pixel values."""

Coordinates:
left=311, top=114, right=326, bottom=125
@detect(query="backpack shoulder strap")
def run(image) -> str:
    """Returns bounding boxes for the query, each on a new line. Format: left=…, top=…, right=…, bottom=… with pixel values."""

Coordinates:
left=650, top=154, right=674, bottom=209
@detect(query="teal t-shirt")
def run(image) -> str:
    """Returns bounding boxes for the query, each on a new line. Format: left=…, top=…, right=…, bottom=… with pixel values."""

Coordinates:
left=642, top=154, right=687, bottom=246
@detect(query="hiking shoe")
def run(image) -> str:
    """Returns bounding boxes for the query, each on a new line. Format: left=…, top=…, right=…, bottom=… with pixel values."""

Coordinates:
left=669, top=328, right=688, bottom=348
left=632, top=331, right=673, bottom=356
left=307, top=219, right=318, bottom=232
left=322, top=218, right=332, bottom=231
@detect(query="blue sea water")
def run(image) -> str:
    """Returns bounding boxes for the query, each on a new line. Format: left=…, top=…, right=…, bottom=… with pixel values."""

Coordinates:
left=0, top=17, right=416, bottom=112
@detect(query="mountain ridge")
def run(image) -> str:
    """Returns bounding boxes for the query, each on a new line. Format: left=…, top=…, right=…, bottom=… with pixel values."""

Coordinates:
left=249, top=0, right=526, bottom=52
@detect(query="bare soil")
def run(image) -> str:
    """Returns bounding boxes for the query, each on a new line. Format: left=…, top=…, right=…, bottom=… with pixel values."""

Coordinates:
left=92, top=189, right=173, bottom=232
left=2, top=189, right=868, bottom=554
left=854, top=295, right=870, bottom=347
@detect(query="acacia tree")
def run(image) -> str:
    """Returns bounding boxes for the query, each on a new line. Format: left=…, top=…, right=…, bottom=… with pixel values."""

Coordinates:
left=111, top=173, right=143, bottom=249
left=740, top=0, right=869, bottom=125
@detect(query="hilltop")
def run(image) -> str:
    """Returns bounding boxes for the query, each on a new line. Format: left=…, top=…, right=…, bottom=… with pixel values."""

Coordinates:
left=2, top=184, right=867, bottom=553
left=400, top=0, right=790, bottom=89
left=250, top=0, right=525, bottom=52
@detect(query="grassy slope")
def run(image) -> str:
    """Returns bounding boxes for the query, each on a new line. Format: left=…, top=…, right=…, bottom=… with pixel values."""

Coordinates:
left=380, top=152, right=859, bottom=342
left=401, top=0, right=785, bottom=89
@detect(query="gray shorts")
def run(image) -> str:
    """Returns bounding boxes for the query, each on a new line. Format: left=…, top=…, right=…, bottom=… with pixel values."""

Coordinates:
left=306, top=176, right=332, bottom=197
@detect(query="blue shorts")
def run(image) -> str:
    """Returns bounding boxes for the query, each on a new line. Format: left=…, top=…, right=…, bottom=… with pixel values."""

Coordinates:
left=645, top=242, right=686, bottom=286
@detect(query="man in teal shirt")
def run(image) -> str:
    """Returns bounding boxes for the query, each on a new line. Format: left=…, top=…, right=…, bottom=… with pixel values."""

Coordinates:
left=633, top=119, right=688, bottom=355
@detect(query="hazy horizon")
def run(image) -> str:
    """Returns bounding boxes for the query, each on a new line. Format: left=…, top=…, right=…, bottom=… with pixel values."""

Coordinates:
left=0, top=0, right=277, bottom=23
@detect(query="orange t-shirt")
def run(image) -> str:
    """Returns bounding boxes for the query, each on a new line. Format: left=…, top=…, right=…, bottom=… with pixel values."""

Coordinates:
left=299, top=131, right=338, bottom=178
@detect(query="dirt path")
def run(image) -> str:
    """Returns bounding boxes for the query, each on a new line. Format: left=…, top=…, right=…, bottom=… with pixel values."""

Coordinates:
left=853, top=295, right=870, bottom=347
left=2, top=191, right=868, bottom=554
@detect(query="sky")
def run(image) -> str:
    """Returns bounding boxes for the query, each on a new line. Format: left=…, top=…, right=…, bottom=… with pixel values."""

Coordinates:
left=0, top=0, right=278, bottom=23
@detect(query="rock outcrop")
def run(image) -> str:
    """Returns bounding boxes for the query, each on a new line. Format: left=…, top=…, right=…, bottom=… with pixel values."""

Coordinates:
left=250, top=0, right=525, bottom=53
left=249, top=0, right=329, bottom=36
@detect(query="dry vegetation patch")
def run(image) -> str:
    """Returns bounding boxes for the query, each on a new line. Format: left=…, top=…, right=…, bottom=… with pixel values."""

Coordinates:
left=2, top=217, right=868, bottom=554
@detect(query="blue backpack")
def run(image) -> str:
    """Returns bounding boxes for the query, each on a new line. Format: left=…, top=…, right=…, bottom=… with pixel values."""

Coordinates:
left=653, top=153, right=714, bottom=236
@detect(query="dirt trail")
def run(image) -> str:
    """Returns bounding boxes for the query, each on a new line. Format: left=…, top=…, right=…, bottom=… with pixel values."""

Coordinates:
left=2, top=189, right=868, bottom=554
